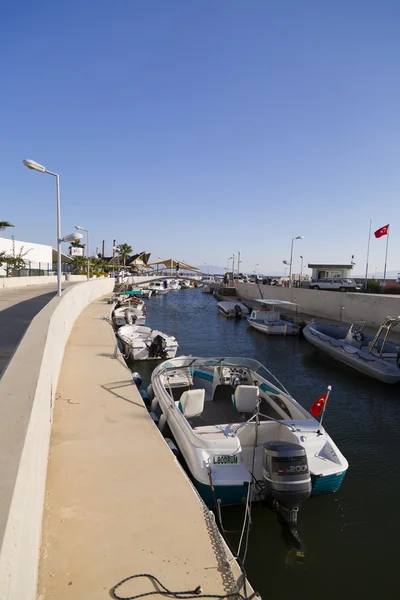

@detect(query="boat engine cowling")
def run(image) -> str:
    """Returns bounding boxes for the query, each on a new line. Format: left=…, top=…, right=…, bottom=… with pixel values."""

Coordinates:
left=263, top=441, right=311, bottom=526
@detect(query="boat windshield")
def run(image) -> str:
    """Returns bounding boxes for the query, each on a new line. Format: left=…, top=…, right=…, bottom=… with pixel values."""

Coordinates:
left=158, top=356, right=290, bottom=394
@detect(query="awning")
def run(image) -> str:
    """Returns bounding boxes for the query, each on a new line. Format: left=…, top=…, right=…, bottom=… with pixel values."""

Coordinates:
left=148, top=258, right=199, bottom=271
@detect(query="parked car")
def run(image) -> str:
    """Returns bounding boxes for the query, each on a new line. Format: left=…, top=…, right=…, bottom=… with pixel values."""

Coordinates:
left=309, top=278, right=360, bottom=292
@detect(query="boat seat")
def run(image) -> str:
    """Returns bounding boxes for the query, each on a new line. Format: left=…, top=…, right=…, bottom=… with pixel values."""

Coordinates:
left=232, top=385, right=259, bottom=413
left=177, top=389, right=205, bottom=419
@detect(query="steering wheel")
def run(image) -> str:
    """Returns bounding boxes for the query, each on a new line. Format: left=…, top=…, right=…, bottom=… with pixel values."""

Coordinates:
left=230, top=373, right=244, bottom=387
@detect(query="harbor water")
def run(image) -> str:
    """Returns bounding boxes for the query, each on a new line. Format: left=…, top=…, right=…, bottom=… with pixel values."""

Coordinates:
left=136, top=289, right=400, bottom=600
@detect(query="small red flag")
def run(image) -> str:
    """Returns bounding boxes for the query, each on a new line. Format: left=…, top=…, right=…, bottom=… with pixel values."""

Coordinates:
left=309, top=393, right=328, bottom=417
left=374, top=224, right=389, bottom=238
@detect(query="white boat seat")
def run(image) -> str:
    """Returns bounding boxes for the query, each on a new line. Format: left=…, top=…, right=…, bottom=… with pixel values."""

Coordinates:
left=232, top=385, right=259, bottom=413
left=177, top=389, right=205, bottom=419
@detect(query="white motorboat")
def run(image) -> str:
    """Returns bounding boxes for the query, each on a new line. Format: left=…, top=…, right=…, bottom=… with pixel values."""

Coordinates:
left=303, top=317, right=400, bottom=384
left=247, top=299, right=299, bottom=335
left=148, top=281, right=169, bottom=295
left=150, top=357, right=348, bottom=514
left=168, top=279, right=181, bottom=290
left=113, top=305, right=146, bottom=327
left=217, top=301, right=250, bottom=318
left=179, top=280, right=193, bottom=289
left=117, top=325, right=178, bottom=360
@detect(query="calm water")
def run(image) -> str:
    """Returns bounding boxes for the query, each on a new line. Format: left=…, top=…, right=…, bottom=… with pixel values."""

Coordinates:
left=136, top=289, right=400, bottom=600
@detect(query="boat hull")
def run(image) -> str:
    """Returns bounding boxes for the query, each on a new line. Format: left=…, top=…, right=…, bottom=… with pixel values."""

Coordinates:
left=303, top=323, right=400, bottom=384
left=248, top=318, right=299, bottom=335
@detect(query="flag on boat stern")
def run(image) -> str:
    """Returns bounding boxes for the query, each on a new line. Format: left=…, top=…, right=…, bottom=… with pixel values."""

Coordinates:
left=374, top=224, right=389, bottom=238
left=309, top=393, right=328, bottom=417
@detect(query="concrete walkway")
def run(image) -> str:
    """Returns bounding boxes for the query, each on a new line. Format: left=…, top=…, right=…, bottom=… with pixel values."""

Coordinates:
left=38, top=297, right=249, bottom=599
left=0, top=283, right=74, bottom=377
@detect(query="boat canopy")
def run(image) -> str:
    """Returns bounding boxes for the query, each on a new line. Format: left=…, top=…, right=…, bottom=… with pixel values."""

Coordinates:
left=255, top=299, right=297, bottom=306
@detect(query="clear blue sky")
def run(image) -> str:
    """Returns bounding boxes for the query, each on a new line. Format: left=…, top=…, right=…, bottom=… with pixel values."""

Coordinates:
left=1, top=0, right=399, bottom=275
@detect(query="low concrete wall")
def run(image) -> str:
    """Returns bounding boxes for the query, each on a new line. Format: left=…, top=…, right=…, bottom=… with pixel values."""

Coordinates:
left=0, top=278, right=115, bottom=599
left=237, top=283, right=400, bottom=327
left=0, top=275, right=88, bottom=289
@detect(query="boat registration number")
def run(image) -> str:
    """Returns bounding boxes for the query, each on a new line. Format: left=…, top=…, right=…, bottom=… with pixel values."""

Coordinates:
left=212, top=455, right=239, bottom=465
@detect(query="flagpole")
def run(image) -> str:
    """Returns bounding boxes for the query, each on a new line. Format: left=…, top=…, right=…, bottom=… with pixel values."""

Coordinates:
left=317, top=385, right=332, bottom=436
left=383, top=225, right=390, bottom=284
left=364, top=219, right=372, bottom=291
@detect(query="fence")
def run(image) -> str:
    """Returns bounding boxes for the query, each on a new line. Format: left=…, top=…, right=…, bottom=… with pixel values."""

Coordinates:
left=0, top=261, right=74, bottom=277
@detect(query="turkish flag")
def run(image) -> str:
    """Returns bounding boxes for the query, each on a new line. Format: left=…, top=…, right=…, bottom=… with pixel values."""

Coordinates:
left=374, top=224, right=389, bottom=238
left=309, top=393, right=328, bottom=417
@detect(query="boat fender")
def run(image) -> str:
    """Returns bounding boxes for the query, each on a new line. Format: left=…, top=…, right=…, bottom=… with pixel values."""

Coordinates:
left=139, top=389, right=151, bottom=407
left=146, top=384, right=155, bottom=400
left=132, top=372, right=142, bottom=387
left=165, top=438, right=180, bottom=457
left=148, top=412, right=159, bottom=425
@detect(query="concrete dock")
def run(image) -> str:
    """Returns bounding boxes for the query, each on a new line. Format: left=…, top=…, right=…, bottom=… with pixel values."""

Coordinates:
left=38, top=297, right=250, bottom=599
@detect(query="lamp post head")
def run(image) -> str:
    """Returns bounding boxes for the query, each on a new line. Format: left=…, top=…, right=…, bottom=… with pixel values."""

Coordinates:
left=75, top=225, right=85, bottom=232
left=295, top=236, right=304, bottom=240
left=283, top=260, right=290, bottom=265
left=61, top=232, right=83, bottom=243
left=22, top=159, right=46, bottom=173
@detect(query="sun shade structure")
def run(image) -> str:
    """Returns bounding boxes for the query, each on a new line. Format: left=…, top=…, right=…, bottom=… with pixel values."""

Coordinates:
left=255, top=299, right=298, bottom=306
left=148, top=258, right=199, bottom=271
left=128, top=251, right=152, bottom=268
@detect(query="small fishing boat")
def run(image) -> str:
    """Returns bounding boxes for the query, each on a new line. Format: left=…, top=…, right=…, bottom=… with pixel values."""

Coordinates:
left=303, top=317, right=400, bottom=384
left=217, top=301, right=250, bottom=318
left=117, top=325, right=178, bottom=360
left=112, top=305, right=146, bottom=327
left=168, top=279, right=181, bottom=290
left=247, top=299, right=299, bottom=335
left=148, top=281, right=169, bottom=295
left=149, top=357, right=348, bottom=516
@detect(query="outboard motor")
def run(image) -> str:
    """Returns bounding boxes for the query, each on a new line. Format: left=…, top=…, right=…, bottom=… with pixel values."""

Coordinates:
left=234, top=304, right=242, bottom=318
left=263, top=441, right=311, bottom=543
left=124, top=309, right=137, bottom=325
left=148, top=335, right=167, bottom=358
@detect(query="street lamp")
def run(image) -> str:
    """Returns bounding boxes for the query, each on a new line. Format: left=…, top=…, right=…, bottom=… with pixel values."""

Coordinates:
left=289, top=236, right=304, bottom=286
left=255, top=263, right=259, bottom=276
left=300, top=255, right=304, bottom=277
left=75, top=225, right=90, bottom=280
left=23, top=159, right=62, bottom=296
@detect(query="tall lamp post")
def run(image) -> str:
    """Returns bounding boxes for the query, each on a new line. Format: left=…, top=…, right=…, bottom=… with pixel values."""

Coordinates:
left=300, top=255, right=304, bottom=277
left=23, top=159, right=62, bottom=296
left=255, top=263, right=259, bottom=276
left=289, top=236, right=304, bottom=286
left=75, top=225, right=90, bottom=280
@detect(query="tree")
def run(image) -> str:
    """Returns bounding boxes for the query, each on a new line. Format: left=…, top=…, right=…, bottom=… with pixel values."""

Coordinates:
left=72, top=256, right=87, bottom=275
left=0, top=221, right=14, bottom=232
left=116, top=243, right=132, bottom=268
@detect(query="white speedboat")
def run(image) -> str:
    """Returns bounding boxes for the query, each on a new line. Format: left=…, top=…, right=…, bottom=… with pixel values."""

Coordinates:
left=150, top=357, right=348, bottom=512
left=117, top=325, right=178, bottom=360
left=113, top=305, right=146, bottom=327
left=247, top=299, right=299, bottom=335
left=217, top=301, right=250, bottom=318
left=168, top=279, right=181, bottom=290
left=303, top=317, right=400, bottom=384
left=148, top=281, right=169, bottom=295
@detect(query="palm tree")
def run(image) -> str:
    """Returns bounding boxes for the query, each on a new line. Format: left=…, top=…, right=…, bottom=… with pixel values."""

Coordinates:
left=116, top=243, right=132, bottom=268
left=0, top=221, right=14, bottom=232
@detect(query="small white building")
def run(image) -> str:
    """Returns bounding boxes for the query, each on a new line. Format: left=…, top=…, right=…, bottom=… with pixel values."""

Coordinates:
left=0, top=237, right=53, bottom=276
left=308, top=263, right=354, bottom=281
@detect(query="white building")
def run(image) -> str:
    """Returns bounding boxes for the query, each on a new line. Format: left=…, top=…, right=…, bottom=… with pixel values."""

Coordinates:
left=0, top=237, right=53, bottom=276
left=308, top=263, right=354, bottom=281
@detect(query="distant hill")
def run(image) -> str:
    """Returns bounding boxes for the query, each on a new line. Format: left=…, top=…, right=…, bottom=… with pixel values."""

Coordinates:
left=196, top=265, right=226, bottom=275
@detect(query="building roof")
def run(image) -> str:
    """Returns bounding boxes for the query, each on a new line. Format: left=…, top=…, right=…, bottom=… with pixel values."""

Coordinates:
left=307, top=264, right=354, bottom=269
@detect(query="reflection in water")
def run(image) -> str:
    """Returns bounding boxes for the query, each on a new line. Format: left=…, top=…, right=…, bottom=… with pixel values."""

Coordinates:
left=132, top=289, right=400, bottom=600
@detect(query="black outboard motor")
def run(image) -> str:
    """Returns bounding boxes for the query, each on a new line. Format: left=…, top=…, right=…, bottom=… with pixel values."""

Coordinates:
left=148, top=335, right=167, bottom=358
left=234, top=304, right=242, bottom=318
left=124, top=309, right=137, bottom=325
left=263, top=441, right=311, bottom=543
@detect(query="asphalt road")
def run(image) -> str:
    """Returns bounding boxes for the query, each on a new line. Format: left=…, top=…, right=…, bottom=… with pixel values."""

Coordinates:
left=0, top=282, right=75, bottom=378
